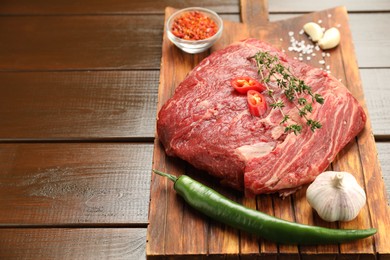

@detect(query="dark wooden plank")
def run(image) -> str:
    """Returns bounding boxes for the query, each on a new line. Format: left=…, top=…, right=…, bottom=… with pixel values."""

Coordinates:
left=239, top=196, right=260, bottom=257
left=256, top=195, right=277, bottom=257
left=0, top=71, right=158, bottom=140
left=377, top=142, right=390, bottom=198
left=269, top=13, right=390, bottom=68
left=268, top=0, right=390, bottom=13
left=0, top=228, right=146, bottom=260
left=0, top=15, right=163, bottom=71
left=272, top=195, right=299, bottom=259
left=361, top=69, right=390, bottom=138
left=0, top=14, right=239, bottom=71
left=0, top=0, right=238, bottom=15
left=0, top=143, right=153, bottom=225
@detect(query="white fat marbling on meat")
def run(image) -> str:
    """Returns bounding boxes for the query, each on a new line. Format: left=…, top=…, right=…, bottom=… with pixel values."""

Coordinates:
left=198, top=99, right=210, bottom=107
left=271, top=125, right=285, bottom=140
left=235, top=142, right=275, bottom=161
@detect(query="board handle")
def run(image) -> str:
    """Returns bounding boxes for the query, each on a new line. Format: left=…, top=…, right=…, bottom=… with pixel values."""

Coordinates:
left=240, top=0, right=269, bottom=26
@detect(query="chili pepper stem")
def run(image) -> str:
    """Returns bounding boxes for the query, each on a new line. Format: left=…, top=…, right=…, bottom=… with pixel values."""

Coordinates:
left=153, top=169, right=178, bottom=182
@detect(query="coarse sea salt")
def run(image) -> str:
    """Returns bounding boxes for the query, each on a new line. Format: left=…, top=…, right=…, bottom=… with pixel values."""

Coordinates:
left=285, top=27, right=333, bottom=73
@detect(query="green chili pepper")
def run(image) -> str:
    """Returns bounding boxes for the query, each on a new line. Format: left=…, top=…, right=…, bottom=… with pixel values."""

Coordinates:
left=153, top=169, right=377, bottom=245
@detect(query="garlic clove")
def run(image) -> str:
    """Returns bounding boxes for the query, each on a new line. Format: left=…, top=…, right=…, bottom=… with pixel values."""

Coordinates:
left=303, top=22, right=324, bottom=42
left=318, top=27, right=341, bottom=50
left=306, top=171, right=366, bottom=222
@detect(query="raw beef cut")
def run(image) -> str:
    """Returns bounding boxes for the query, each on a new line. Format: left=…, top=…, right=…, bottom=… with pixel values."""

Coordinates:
left=157, top=38, right=366, bottom=196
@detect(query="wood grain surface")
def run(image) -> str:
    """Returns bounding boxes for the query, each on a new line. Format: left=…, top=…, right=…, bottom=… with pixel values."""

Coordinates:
left=0, top=143, right=153, bottom=225
left=0, top=228, right=146, bottom=259
left=0, top=71, right=158, bottom=140
left=0, top=15, right=164, bottom=71
left=0, top=0, right=389, bottom=259
left=147, top=6, right=390, bottom=259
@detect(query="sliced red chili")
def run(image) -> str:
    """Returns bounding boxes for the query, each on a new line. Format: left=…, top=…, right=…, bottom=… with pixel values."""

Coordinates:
left=231, top=76, right=266, bottom=94
left=247, top=90, right=267, bottom=117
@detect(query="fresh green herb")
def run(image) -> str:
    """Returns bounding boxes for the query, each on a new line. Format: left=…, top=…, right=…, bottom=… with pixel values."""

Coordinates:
left=251, top=51, right=324, bottom=134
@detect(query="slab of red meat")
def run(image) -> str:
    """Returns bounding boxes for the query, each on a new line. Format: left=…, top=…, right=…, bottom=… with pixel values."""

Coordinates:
left=157, top=38, right=366, bottom=196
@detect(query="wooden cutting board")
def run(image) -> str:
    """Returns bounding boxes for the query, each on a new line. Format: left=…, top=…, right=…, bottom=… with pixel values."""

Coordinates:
left=147, top=3, right=390, bottom=259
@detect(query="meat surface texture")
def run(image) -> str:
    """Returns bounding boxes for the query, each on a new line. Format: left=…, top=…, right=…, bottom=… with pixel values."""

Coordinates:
left=157, top=38, right=366, bottom=196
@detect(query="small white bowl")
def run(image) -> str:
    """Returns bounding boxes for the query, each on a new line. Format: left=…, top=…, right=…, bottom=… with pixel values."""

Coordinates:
left=166, top=7, right=223, bottom=54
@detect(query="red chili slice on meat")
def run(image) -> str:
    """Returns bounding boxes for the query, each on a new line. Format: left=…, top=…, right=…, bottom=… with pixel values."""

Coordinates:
left=247, top=90, right=267, bottom=117
left=231, top=76, right=266, bottom=94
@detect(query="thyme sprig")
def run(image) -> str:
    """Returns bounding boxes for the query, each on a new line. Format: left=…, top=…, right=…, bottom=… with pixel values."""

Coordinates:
left=251, top=51, right=324, bottom=135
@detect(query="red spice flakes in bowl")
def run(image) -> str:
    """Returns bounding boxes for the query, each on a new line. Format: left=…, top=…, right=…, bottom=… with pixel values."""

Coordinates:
left=171, top=11, right=218, bottom=40
left=166, top=7, right=223, bottom=54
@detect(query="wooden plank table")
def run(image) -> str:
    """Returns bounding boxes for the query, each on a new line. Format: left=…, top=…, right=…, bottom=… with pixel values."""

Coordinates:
left=0, top=0, right=389, bottom=259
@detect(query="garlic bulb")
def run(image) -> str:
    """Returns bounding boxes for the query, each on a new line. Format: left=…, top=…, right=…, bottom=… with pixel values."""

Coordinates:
left=306, top=171, right=366, bottom=222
